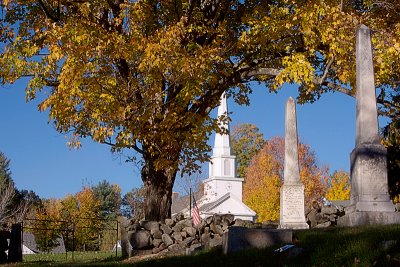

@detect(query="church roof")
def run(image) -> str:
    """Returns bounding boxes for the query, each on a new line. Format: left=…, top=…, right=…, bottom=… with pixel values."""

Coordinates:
left=200, top=193, right=257, bottom=217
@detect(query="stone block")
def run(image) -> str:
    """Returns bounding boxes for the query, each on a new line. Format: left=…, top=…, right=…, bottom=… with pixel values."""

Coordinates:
left=152, top=243, right=167, bottom=254
left=321, top=206, right=338, bottom=215
left=168, top=243, right=186, bottom=252
left=172, top=223, right=184, bottom=233
left=172, top=232, right=183, bottom=242
left=221, top=214, right=235, bottom=225
left=315, top=221, right=331, bottom=228
left=213, top=214, right=222, bottom=225
left=151, top=229, right=163, bottom=239
left=130, top=230, right=151, bottom=249
left=222, top=226, right=292, bottom=254
left=180, top=231, right=187, bottom=238
left=203, top=227, right=210, bottom=234
left=210, top=223, right=224, bottom=236
left=128, top=221, right=141, bottom=232
left=152, top=238, right=163, bottom=248
left=183, top=226, right=197, bottom=237
left=160, top=224, right=173, bottom=235
left=183, top=236, right=196, bottom=246
left=173, top=213, right=185, bottom=222
left=205, top=216, right=213, bottom=225
left=338, top=212, right=400, bottom=227
left=164, top=218, right=174, bottom=227
left=132, top=249, right=153, bottom=256
left=181, top=219, right=193, bottom=228
left=141, top=221, right=159, bottom=231
left=162, top=233, right=174, bottom=246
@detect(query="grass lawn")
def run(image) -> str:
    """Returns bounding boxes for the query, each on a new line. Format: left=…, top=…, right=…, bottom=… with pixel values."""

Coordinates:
left=3, top=224, right=400, bottom=267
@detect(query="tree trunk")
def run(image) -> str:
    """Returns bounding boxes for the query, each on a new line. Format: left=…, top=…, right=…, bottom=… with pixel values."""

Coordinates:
left=141, top=158, right=177, bottom=222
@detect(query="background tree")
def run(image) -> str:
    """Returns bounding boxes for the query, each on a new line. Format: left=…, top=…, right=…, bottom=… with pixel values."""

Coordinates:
left=325, top=170, right=351, bottom=201
left=383, top=119, right=400, bottom=202
left=244, top=145, right=281, bottom=222
left=231, top=124, right=265, bottom=179
left=0, top=183, right=19, bottom=225
left=0, top=152, right=12, bottom=191
left=1, top=0, right=399, bottom=221
left=91, top=180, right=122, bottom=219
left=32, top=199, right=62, bottom=252
left=0, top=151, right=37, bottom=224
left=243, top=136, right=327, bottom=222
left=59, top=188, right=103, bottom=251
left=121, top=187, right=145, bottom=220
left=74, top=187, right=102, bottom=250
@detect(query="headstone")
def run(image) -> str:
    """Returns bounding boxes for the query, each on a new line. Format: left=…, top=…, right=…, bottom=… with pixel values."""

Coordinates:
left=0, top=226, right=10, bottom=263
left=120, top=217, right=133, bottom=258
left=338, top=25, right=399, bottom=227
left=222, top=227, right=292, bottom=254
left=8, top=223, right=22, bottom=263
left=279, top=97, right=309, bottom=229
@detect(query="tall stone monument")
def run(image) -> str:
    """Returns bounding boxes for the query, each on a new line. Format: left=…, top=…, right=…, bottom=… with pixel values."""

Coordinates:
left=338, top=25, right=399, bottom=227
left=279, top=97, right=309, bottom=229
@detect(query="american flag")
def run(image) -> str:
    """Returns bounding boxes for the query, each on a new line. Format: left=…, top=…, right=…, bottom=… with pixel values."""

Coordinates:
left=192, top=196, right=201, bottom=226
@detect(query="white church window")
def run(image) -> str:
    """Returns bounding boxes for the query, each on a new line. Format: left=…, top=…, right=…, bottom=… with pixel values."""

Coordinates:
left=224, top=159, right=231, bottom=176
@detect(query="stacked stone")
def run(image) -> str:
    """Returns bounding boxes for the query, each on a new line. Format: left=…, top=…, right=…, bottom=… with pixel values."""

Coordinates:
left=126, top=213, right=261, bottom=255
left=306, top=205, right=346, bottom=228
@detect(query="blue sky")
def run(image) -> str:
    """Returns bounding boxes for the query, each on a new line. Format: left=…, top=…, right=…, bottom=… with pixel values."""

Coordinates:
left=0, top=79, right=388, bottom=199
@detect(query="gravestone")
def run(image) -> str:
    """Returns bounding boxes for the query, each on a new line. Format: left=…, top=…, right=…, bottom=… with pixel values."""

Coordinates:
left=338, top=25, right=400, bottom=227
left=119, top=217, right=133, bottom=258
left=8, top=223, right=22, bottom=263
left=222, top=227, right=292, bottom=254
left=279, top=97, right=309, bottom=229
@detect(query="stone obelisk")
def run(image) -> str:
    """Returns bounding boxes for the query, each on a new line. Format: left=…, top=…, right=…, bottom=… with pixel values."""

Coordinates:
left=279, top=97, right=309, bottom=229
left=338, top=25, right=398, bottom=227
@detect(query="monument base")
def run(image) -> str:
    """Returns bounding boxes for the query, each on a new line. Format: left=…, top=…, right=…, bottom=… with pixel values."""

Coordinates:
left=278, top=222, right=309, bottom=230
left=279, top=184, right=309, bottom=230
left=350, top=143, right=394, bottom=210
left=338, top=211, right=400, bottom=227
left=346, top=201, right=395, bottom=213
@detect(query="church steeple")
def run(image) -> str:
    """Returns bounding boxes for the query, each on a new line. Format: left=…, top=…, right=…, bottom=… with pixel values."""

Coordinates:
left=203, top=92, right=244, bottom=203
left=213, top=92, right=232, bottom=156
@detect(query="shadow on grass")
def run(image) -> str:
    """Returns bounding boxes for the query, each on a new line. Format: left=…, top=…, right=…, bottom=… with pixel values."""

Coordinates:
left=8, top=225, right=400, bottom=267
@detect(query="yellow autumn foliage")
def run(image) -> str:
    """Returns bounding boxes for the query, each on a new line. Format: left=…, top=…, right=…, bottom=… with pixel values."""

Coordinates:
left=326, top=170, right=351, bottom=201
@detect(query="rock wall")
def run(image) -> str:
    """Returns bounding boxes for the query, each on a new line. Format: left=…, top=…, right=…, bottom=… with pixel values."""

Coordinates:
left=124, top=213, right=265, bottom=256
left=306, top=204, right=346, bottom=228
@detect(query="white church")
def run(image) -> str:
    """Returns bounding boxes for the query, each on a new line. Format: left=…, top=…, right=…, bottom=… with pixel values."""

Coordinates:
left=172, top=93, right=257, bottom=222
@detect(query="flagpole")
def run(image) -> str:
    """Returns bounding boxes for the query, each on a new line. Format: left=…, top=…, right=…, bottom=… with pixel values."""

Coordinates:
left=189, top=188, right=192, bottom=217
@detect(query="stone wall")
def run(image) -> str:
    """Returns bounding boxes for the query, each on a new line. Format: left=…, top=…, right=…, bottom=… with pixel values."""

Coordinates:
left=306, top=204, right=346, bottom=228
left=123, top=213, right=266, bottom=256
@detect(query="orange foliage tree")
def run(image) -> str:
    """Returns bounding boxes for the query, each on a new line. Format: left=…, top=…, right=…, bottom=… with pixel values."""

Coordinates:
left=32, top=199, right=63, bottom=252
left=244, top=136, right=328, bottom=222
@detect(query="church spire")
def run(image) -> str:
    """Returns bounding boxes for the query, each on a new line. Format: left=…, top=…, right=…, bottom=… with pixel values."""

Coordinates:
left=213, top=92, right=232, bottom=156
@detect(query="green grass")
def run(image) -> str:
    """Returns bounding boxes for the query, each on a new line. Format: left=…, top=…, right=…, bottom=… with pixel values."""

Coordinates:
left=23, top=251, right=122, bottom=263
left=3, top=225, right=400, bottom=267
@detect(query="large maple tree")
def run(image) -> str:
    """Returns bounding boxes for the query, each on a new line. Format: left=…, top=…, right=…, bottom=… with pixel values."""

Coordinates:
left=0, top=0, right=399, bottom=221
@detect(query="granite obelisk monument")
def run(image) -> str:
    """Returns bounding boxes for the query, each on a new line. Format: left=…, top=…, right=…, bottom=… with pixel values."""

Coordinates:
left=279, top=97, right=309, bottom=229
left=338, top=25, right=399, bottom=226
